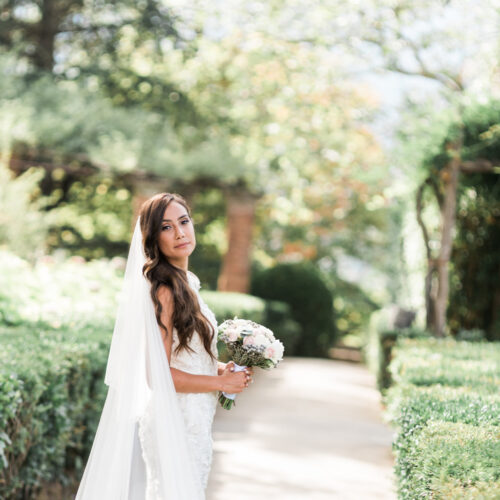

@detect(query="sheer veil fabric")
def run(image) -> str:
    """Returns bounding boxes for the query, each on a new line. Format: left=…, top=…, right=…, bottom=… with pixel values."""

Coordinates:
left=75, top=217, right=205, bottom=500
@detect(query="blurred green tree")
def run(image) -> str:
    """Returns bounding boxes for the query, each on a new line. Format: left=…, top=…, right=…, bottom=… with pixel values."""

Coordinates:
left=0, top=0, right=200, bottom=125
left=425, top=103, right=500, bottom=340
left=338, top=0, right=500, bottom=337
left=162, top=32, right=390, bottom=297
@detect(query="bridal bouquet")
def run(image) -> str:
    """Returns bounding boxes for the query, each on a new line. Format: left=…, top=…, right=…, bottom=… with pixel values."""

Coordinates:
left=218, top=317, right=284, bottom=410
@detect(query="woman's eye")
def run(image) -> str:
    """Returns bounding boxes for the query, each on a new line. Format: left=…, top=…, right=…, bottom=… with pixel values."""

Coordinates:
left=181, top=219, right=189, bottom=224
left=162, top=225, right=171, bottom=231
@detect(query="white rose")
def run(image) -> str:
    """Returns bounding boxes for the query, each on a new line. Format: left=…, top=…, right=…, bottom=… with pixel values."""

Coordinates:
left=253, top=333, right=271, bottom=347
left=264, top=340, right=284, bottom=362
left=263, top=328, right=275, bottom=341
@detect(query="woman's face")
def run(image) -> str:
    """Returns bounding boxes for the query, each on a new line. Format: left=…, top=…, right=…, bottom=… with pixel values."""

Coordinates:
left=158, top=201, right=196, bottom=270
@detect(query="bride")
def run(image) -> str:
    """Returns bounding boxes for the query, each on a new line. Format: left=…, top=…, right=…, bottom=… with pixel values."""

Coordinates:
left=76, top=192, right=253, bottom=499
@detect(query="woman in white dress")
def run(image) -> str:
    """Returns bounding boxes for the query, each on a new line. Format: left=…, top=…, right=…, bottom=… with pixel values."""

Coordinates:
left=75, top=192, right=253, bottom=500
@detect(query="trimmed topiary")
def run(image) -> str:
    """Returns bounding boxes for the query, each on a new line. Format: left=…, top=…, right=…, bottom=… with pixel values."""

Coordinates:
left=250, top=262, right=336, bottom=357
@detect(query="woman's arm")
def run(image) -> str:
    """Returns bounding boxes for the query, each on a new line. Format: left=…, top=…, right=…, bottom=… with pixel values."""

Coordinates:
left=170, top=367, right=222, bottom=393
left=156, top=285, right=249, bottom=394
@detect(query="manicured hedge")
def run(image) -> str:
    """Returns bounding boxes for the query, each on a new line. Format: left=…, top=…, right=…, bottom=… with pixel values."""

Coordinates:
left=251, top=262, right=336, bottom=357
left=0, top=324, right=110, bottom=499
left=365, top=305, right=438, bottom=391
left=203, top=291, right=301, bottom=359
left=385, top=338, right=500, bottom=499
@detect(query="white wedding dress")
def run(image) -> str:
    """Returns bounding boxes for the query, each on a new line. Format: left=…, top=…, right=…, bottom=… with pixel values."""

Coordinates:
left=76, top=219, right=216, bottom=500
left=137, top=270, right=219, bottom=497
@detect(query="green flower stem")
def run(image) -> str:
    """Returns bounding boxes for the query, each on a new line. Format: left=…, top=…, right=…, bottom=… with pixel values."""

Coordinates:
left=218, top=392, right=236, bottom=410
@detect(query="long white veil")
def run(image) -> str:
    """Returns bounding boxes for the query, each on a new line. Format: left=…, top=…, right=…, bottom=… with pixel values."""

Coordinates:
left=75, top=217, right=204, bottom=499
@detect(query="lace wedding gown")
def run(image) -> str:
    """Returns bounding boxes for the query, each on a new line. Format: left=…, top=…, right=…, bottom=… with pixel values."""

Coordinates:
left=137, top=270, right=219, bottom=498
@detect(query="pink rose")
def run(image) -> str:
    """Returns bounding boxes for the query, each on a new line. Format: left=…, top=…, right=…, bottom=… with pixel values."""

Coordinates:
left=264, top=340, right=284, bottom=362
left=264, top=345, right=276, bottom=360
left=243, top=336, right=256, bottom=346
left=227, top=328, right=240, bottom=342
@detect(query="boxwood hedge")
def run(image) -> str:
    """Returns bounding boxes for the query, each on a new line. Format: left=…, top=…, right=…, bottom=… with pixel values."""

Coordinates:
left=0, top=324, right=110, bottom=499
left=385, top=338, right=500, bottom=499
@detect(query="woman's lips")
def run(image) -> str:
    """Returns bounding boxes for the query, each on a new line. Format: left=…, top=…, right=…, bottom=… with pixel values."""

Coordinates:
left=175, top=242, right=190, bottom=248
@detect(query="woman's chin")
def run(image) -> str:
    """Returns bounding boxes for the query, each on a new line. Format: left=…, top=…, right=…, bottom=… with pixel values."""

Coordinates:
left=174, top=245, right=195, bottom=257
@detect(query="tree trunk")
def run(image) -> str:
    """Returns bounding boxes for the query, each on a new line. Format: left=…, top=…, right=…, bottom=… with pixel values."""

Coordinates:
left=423, top=263, right=437, bottom=331
left=130, top=175, right=170, bottom=229
left=31, top=0, right=72, bottom=71
left=416, top=179, right=439, bottom=331
left=217, top=187, right=259, bottom=293
left=434, top=145, right=461, bottom=336
left=490, top=265, right=500, bottom=341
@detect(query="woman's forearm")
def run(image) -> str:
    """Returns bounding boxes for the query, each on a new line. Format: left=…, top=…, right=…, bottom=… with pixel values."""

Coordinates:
left=170, top=367, right=222, bottom=393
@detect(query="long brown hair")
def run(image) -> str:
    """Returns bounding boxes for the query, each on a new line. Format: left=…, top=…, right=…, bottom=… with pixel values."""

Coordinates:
left=139, top=192, right=216, bottom=361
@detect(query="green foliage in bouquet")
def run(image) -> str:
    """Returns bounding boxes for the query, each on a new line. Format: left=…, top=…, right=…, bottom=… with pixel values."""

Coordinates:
left=251, top=262, right=336, bottom=357
left=385, top=338, right=500, bottom=499
left=221, top=338, right=275, bottom=370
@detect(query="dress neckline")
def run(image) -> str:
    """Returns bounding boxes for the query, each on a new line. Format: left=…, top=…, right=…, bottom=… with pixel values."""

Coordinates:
left=187, top=270, right=201, bottom=291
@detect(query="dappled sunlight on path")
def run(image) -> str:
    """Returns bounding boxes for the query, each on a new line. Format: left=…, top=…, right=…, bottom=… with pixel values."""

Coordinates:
left=207, top=357, right=396, bottom=500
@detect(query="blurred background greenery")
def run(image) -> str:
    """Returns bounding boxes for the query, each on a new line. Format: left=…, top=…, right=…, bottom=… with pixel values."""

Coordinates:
left=1, top=0, right=498, bottom=344
left=0, top=0, right=499, bottom=497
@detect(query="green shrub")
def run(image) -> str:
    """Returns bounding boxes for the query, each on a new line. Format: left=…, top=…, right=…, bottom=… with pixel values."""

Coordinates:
left=262, top=300, right=302, bottom=355
left=385, top=338, right=500, bottom=499
left=434, top=481, right=500, bottom=500
left=201, top=290, right=266, bottom=324
left=365, top=307, right=431, bottom=391
left=0, top=325, right=110, bottom=499
left=202, top=291, right=301, bottom=360
left=403, top=421, right=500, bottom=500
left=0, top=249, right=122, bottom=330
left=250, top=262, right=336, bottom=357
left=456, top=328, right=487, bottom=342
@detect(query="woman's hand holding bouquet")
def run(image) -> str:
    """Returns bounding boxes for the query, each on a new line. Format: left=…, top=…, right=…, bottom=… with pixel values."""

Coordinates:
left=217, top=317, right=285, bottom=410
left=218, top=362, right=252, bottom=394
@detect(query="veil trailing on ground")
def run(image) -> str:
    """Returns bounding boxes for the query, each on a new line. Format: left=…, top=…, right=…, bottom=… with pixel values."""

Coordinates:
left=76, top=217, right=204, bottom=500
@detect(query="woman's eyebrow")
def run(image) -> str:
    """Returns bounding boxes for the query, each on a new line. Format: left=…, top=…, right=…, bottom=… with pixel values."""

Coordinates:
left=162, top=214, right=189, bottom=222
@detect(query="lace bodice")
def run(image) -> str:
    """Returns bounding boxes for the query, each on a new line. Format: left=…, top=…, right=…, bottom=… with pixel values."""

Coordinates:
left=138, top=270, right=219, bottom=498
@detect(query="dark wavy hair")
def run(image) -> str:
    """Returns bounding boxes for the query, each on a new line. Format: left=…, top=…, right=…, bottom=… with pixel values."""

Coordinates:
left=139, top=192, right=216, bottom=361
